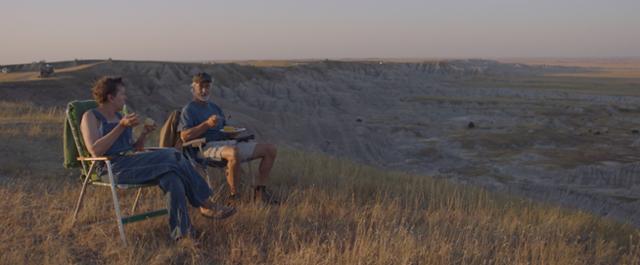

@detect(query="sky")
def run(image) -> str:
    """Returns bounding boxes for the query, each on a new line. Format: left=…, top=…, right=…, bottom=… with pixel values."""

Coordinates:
left=1, top=0, right=639, bottom=64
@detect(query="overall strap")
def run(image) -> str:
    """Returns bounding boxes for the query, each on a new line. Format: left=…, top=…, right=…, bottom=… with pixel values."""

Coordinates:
left=91, top=109, right=108, bottom=124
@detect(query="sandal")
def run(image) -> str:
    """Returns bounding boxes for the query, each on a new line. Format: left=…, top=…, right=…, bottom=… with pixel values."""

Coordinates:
left=200, top=202, right=237, bottom=220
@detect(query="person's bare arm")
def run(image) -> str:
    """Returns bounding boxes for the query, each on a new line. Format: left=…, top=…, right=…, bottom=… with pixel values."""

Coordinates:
left=80, top=112, right=137, bottom=157
left=180, top=115, right=217, bottom=142
left=133, top=123, right=156, bottom=151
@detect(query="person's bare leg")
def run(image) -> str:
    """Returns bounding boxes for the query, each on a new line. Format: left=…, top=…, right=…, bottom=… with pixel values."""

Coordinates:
left=225, top=166, right=239, bottom=190
left=219, top=146, right=240, bottom=195
left=250, top=143, right=277, bottom=186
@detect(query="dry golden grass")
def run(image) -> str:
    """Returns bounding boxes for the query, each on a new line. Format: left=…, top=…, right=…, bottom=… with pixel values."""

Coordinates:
left=0, top=102, right=639, bottom=265
left=497, top=58, right=640, bottom=69
left=498, top=58, right=640, bottom=79
left=453, top=74, right=640, bottom=97
left=548, top=70, right=640, bottom=78
left=238, top=60, right=307, bottom=67
left=0, top=62, right=103, bottom=83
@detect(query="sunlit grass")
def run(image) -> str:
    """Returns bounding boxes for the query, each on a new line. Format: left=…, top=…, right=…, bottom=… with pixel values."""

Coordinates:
left=0, top=103, right=638, bottom=264
left=0, top=101, right=63, bottom=123
left=0, top=62, right=103, bottom=83
left=453, top=74, right=640, bottom=97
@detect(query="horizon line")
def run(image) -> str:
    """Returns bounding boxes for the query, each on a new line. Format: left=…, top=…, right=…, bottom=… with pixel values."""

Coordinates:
left=4, top=56, right=640, bottom=67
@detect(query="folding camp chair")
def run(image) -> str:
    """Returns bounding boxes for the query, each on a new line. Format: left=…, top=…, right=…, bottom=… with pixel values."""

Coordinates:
left=63, top=100, right=168, bottom=245
left=159, top=110, right=255, bottom=202
left=182, top=138, right=226, bottom=188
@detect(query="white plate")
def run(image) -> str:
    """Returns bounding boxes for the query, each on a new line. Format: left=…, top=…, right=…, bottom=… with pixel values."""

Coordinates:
left=219, top=127, right=246, bottom=133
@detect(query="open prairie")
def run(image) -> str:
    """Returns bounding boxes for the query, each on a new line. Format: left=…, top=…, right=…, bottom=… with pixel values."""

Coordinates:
left=498, top=58, right=640, bottom=78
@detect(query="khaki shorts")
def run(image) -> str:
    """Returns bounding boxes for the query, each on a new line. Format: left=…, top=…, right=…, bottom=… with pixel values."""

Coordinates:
left=199, top=140, right=257, bottom=162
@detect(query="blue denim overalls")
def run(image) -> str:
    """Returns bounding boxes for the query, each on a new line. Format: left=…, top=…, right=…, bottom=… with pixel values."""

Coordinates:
left=92, top=109, right=212, bottom=239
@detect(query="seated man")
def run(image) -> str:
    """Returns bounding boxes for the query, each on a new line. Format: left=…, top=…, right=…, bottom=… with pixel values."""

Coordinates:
left=179, top=72, right=279, bottom=204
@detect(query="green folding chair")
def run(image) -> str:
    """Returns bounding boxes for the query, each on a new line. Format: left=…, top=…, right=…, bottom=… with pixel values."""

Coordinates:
left=63, top=100, right=167, bottom=245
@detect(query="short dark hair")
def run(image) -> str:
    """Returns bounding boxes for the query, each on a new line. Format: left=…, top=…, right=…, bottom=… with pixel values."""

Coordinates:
left=92, top=76, right=124, bottom=104
left=192, top=72, right=212, bottom=83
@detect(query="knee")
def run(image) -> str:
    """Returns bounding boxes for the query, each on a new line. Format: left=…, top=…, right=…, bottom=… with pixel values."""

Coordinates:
left=266, top=144, right=277, bottom=158
left=156, top=148, right=183, bottom=163
left=225, top=147, right=239, bottom=163
left=159, top=173, right=185, bottom=195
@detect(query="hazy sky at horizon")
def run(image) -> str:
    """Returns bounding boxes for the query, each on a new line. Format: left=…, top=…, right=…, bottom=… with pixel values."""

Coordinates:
left=1, top=0, right=639, bottom=64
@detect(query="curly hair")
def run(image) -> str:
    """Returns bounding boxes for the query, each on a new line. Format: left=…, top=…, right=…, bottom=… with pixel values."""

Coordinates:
left=92, top=76, right=124, bottom=104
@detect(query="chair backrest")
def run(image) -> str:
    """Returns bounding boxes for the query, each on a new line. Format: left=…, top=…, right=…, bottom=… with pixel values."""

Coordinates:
left=63, top=100, right=98, bottom=175
left=156, top=110, right=226, bottom=169
left=158, top=110, right=183, bottom=149
left=64, top=100, right=132, bottom=180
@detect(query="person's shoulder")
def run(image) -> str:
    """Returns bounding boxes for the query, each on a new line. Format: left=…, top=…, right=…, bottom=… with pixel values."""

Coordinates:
left=81, top=108, right=98, bottom=126
left=181, top=101, right=198, bottom=113
left=182, top=101, right=196, bottom=109
left=82, top=108, right=97, bottom=120
left=208, top=101, right=222, bottom=111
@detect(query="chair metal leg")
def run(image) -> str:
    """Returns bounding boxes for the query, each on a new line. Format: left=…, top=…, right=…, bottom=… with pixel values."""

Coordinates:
left=209, top=167, right=226, bottom=201
left=106, top=161, right=127, bottom=245
left=71, top=175, right=90, bottom=226
left=247, top=160, right=255, bottom=186
left=206, top=167, right=212, bottom=188
left=131, top=188, right=143, bottom=214
left=71, top=161, right=97, bottom=226
left=217, top=167, right=225, bottom=190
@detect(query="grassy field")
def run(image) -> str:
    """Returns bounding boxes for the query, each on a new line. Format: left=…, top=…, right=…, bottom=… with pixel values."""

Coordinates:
left=497, top=58, right=640, bottom=69
left=451, top=74, right=640, bottom=97
left=0, top=101, right=639, bottom=264
left=0, top=63, right=103, bottom=83
left=498, top=58, right=640, bottom=79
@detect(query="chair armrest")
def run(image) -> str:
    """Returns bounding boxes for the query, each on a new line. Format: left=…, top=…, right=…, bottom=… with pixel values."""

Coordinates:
left=77, top=156, right=110, bottom=161
left=143, top=147, right=172, bottom=151
left=235, top=134, right=255, bottom=142
left=182, top=138, right=206, bottom=148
